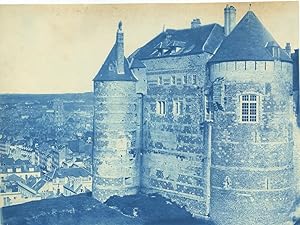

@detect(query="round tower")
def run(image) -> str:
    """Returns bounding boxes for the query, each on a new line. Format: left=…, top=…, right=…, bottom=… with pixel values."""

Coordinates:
left=92, top=22, right=139, bottom=202
left=208, top=11, right=295, bottom=225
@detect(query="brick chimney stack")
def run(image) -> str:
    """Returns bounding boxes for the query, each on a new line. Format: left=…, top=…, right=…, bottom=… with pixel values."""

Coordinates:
left=224, top=5, right=236, bottom=36
left=191, top=18, right=201, bottom=29
left=285, top=43, right=291, bottom=56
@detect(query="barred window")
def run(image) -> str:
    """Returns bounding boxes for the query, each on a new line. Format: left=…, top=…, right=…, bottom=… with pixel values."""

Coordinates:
left=156, top=101, right=166, bottom=115
left=240, top=94, right=258, bottom=123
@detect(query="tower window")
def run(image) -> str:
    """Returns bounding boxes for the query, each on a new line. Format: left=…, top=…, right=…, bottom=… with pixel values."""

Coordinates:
left=223, top=176, right=232, bottom=190
left=156, top=101, right=166, bottom=115
left=183, top=75, right=188, bottom=84
left=240, top=94, right=259, bottom=123
left=158, top=76, right=163, bottom=85
left=265, top=178, right=270, bottom=190
left=173, top=100, right=182, bottom=116
left=171, top=76, right=176, bottom=85
left=192, top=75, right=197, bottom=85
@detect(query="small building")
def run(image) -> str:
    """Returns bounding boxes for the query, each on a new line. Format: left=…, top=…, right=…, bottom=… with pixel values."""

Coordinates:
left=0, top=164, right=41, bottom=185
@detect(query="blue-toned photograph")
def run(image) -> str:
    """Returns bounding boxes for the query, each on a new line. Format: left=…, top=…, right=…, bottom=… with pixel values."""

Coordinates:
left=0, top=2, right=299, bottom=225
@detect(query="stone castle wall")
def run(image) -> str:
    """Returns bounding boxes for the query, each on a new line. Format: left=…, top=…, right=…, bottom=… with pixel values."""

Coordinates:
left=209, top=60, right=295, bottom=225
left=92, top=81, right=140, bottom=202
left=139, top=54, right=212, bottom=216
left=92, top=55, right=296, bottom=224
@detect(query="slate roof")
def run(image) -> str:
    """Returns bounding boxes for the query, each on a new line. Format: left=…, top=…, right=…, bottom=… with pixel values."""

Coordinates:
left=32, top=179, right=46, bottom=191
left=209, top=11, right=292, bottom=63
left=130, top=58, right=146, bottom=69
left=26, top=175, right=37, bottom=187
left=6, top=174, right=25, bottom=183
left=131, top=23, right=225, bottom=60
left=93, top=44, right=137, bottom=82
left=52, top=168, right=91, bottom=179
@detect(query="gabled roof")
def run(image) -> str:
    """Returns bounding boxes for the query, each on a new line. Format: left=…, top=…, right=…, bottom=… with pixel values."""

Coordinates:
left=131, top=23, right=225, bottom=60
left=52, top=168, right=91, bottom=179
left=209, top=11, right=292, bottom=63
left=6, top=174, right=25, bottom=183
left=93, top=44, right=137, bottom=82
left=26, top=175, right=37, bottom=187
left=32, top=179, right=47, bottom=191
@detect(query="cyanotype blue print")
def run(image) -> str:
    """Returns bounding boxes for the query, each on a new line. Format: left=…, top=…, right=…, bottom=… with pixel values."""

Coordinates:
left=0, top=2, right=299, bottom=225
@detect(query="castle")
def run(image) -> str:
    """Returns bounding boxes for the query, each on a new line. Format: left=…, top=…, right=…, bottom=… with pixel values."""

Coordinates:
left=92, top=5, right=296, bottom=225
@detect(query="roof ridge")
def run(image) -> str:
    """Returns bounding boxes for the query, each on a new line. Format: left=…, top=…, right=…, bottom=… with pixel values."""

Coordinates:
left=202, top=24, right=219, bottom=54
left=165, top=23, right=220, bottom=33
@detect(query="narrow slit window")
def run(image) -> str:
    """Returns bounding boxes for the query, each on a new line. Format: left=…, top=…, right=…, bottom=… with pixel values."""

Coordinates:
left=158, top=76, right=163, bottom=85
left=192, top=75, right=197, bottom=85
left=183, top=75, right=188, bottom=85
left=171, top=76, right=176, bottom=85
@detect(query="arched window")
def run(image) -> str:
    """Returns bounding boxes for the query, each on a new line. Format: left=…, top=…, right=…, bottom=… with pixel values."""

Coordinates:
left=240, top=94, right=259, bottom=123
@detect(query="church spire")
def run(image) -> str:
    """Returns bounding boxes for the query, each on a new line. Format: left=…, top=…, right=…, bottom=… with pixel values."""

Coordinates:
left=116, top=21, right=124, bottom=74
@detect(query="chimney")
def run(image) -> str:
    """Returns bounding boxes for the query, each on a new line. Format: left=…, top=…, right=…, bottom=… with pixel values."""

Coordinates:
left=224, top=5, right=236, bottom=36
left=191, top=18, right=201, bottom=29
left=285, top=43, right=291, bottom=56
left=116, top=21, right=124, bottom=74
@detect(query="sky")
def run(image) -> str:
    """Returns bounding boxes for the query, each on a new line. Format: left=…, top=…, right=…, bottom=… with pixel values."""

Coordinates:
left=0, top=1, right=299, bottom=94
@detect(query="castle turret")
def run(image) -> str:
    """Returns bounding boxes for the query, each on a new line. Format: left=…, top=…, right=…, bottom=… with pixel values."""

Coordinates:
left=209, top=11, right=294, bottom=225
left=92, top=22, right=139, bottom=202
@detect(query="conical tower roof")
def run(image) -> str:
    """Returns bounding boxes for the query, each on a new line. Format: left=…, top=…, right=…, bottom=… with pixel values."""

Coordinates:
left=93, top=22, right=137, bottom=82
left=209, top=11, right=292, bottom=63
left=93, top=45, right=136, bottom=81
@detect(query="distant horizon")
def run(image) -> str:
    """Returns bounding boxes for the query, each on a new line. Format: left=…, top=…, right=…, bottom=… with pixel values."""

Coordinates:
left=0, top=91, right=93, bottom=95
left=0, top=2, right=298, bottom=94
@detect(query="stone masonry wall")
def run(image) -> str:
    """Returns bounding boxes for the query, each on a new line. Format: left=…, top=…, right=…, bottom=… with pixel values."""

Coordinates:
left=140, top=54, right=211, bottom=216
left=92, top=81, right=140, bottom=202
left=210, top=60, right=295, bottom=225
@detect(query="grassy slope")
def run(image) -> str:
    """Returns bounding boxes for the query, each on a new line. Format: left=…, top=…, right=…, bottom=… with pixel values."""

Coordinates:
left=3, top=193, right=215, bottom=225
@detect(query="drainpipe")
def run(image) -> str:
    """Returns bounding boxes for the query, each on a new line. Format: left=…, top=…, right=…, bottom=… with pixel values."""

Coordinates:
left=204, top=73, right=223, bottom=217
left=137, top=93, right=144, bottom=192
left=205, top=90, right=213, bottom=217
left=0, top=207, right=3, bottom=225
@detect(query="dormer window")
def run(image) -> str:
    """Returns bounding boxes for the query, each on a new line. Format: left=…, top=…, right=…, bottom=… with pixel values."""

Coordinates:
left=108, top=63, right=114, bottom=71
left=272, top=47, right=280, bottom=58
left=266, top=41, right=280, bottom=59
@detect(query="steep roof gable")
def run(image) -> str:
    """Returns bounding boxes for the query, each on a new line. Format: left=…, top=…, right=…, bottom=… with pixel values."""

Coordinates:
left=209, top=11, right=292, bottom=63
left=132, top=23, right=225, bottom=60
